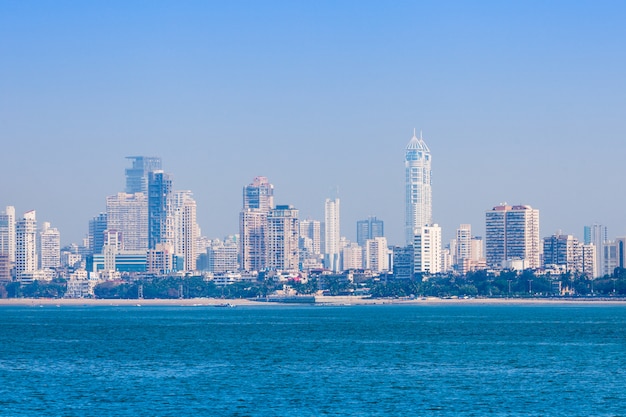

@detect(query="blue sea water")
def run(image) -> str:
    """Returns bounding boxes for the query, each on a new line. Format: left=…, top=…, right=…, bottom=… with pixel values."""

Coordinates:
left=1, top=304, right=625, bottom=416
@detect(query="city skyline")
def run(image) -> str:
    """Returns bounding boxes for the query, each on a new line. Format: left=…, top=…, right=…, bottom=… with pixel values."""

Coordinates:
left=1, top=2, right=625, bottom=245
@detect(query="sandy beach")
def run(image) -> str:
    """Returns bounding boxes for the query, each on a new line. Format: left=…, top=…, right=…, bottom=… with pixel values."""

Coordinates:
left=0, top=296, right=625, bottom=307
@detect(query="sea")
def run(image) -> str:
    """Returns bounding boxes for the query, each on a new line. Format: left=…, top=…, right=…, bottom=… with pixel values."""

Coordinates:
left=1, top=304, right=625, bottom=416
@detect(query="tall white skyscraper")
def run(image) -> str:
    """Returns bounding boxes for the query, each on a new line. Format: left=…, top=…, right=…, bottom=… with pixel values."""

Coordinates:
left=485, top=204, right=541, bottom=269
left=172, top=191, right=198, bottom=272
left=324, top=197, right=341, bottom=272
left=0, top=206, right=16, bottom=264
left=39, top=222, right=60, bottom=270
left=413, top=224, right=442, bottom=274
left=16, top=210, right=38, bottom=279
left=405, top=130, right=432, bottom=244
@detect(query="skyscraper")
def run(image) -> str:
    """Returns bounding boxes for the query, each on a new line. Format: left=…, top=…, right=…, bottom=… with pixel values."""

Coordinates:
left=125, top=156, right=162, bottom=194
left=543, top=234, right=582, bottom=273
left=413, top=224, right=442, bottom=274
left=267, top=205, right=300, bottom=271
left=405, top=130, right=432, bottom=244
left=243, top=176, right=274, bottom=212
left=39, top=222, right=61, bottom=270
left=324, top=197, right=341, bottom=272
left=584, top=224, right=607, bottom=278
left=356, top=216, right=384, bottom=247
left=364, top=237, right=389, bottom=273
left=16, top=210, right=38, bottom=279
left=148, top=170, right=173, bottom=250
left=485, top=204, right=541, bottom=269
left=106, top=192, right=149, bottom=252
left=88, top=213, right=107, bottom=255
left=0, top=206, right=16, bottom=265
left=239, top=176, right=274, bottom=272
left=172, top=191, right=198, bottom=271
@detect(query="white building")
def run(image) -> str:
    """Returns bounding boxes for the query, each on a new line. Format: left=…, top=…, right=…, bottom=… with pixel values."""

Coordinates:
left=405, top=130, right=432, bottom=244
left=414, top=224, right=442, bottom=274
left=455, top=224, right=471, bottom=273
left=106, top=192, right=149, bottom=252
left=0, top=206, right=16, bottom=265
left=172, top=191, right=198, bottom=272
left=485, top=204, right=541, bottom=270
left=342, top=242, right=363, bottom=270
left=364, top=237, right=389, bottom=273
left=16, top=210, right=38, bottom=280
left=207, top=239, right=239, bottom=273
left=324, top=197, right=341, bottom=272
left=39, top=222, right=60, bottom=270
left=267, top=205, right=300, bottom=271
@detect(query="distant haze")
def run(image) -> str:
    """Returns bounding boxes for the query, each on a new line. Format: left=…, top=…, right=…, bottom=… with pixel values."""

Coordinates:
left=1, top=1, right=625, bottom=245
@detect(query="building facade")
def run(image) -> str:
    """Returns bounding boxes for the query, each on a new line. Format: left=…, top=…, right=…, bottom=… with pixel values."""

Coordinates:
left=125, top=156, right=162, bottom=195
left=485, top=204, right=541, bottom=270
left=324, top=197, right=341, bottom=272
left=106, top=192, right=148, bottom=252
left=413, top=224, right=442, bottom=274
left=356, top=216, right=384, bottom=247
left=405, top=130, right=432, bottom=244
left=16, top=210, right=38, bottom=279
left=267, top=205, right=300, bottom=271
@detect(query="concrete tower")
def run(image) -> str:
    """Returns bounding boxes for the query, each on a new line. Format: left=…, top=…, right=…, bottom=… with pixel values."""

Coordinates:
left=0, top=206, right=16, bottom=264
left=324, top=197, right=341, bottom=272
left=405, top=130, right=432, bottom=245
left=125, top=156, right=162, bottom=195
left=239, top=176, right=274, bottom=272
left=16, top=210, right=38, bottom=279
left=485, top=204, right=541, bottom=269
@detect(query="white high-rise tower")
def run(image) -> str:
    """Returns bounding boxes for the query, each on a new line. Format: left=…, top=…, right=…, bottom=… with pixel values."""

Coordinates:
left=324, top=197, right=341, bottom=272
left=405, top=129, right=432, bottom=245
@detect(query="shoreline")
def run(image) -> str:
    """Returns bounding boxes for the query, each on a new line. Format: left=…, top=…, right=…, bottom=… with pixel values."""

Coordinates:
left=0, top=296, right=625, bottom=307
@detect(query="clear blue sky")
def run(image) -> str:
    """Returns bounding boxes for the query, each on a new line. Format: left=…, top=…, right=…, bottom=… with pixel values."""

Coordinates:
left=1, top=1, right=625, bottom=246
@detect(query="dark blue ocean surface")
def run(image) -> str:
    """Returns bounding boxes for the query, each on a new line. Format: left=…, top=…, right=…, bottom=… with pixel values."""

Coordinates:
left=1, top=304, right=625, bottom=416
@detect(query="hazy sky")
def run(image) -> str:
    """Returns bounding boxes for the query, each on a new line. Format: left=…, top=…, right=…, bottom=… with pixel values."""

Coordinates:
left=1, top=1, right=625, bottom=246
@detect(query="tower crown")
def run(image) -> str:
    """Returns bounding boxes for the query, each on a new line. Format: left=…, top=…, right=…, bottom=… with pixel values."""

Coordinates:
left=405, top=130, right=430, bottom=159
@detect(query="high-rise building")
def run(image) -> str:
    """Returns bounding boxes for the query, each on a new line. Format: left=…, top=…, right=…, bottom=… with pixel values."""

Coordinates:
left=88, top=213, right=107, bottom=255
left=125, top=156, right=162, bottom=195
left=172, top=191, right=198, bottom=271
left=584, top=224, right=607, bottom=278
left=267, top=205, right=300, bottom=271
left=299, top=220, right=321, bottom=256
left=0, top=206, right=16, bottom=265
left=392, top=246, right=414, bottom=280
left=207, top=239, right=239, bottom=273
left=243, top=176, right=274, bottom=212
left=356, top=216, right=384, bottom=247
left=324, top=198, right=341, bottom=272
left=39, top=222, right=60, bottom=270
left=106, top=192, right=148, bottom=252
left=341, top=242, right=363, bottom=270
left=16, top=210, right=38, bottom=279
left=543, top=234, right=582, bottom=273
left=485, top=204, right=541, bottom=269
left=364, top=237, right=389, bottom=273
left=239, top=210, right=268, bottom=272
left=581, top=244, right=596, bottom=279
left=405, top=130, right=432, bottom=244
left=455, top=224, right=472, bottom=273
left=413, top=224, right=442, bottom=274
left=299, top=219, right=322, bottom=270
left=148, top=170, right=173, bottom=250
left=239, top=176, right=274, bottom=273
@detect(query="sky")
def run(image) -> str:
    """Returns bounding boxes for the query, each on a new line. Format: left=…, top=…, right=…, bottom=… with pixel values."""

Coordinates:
left=1, top=0, right=625, bottom=246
